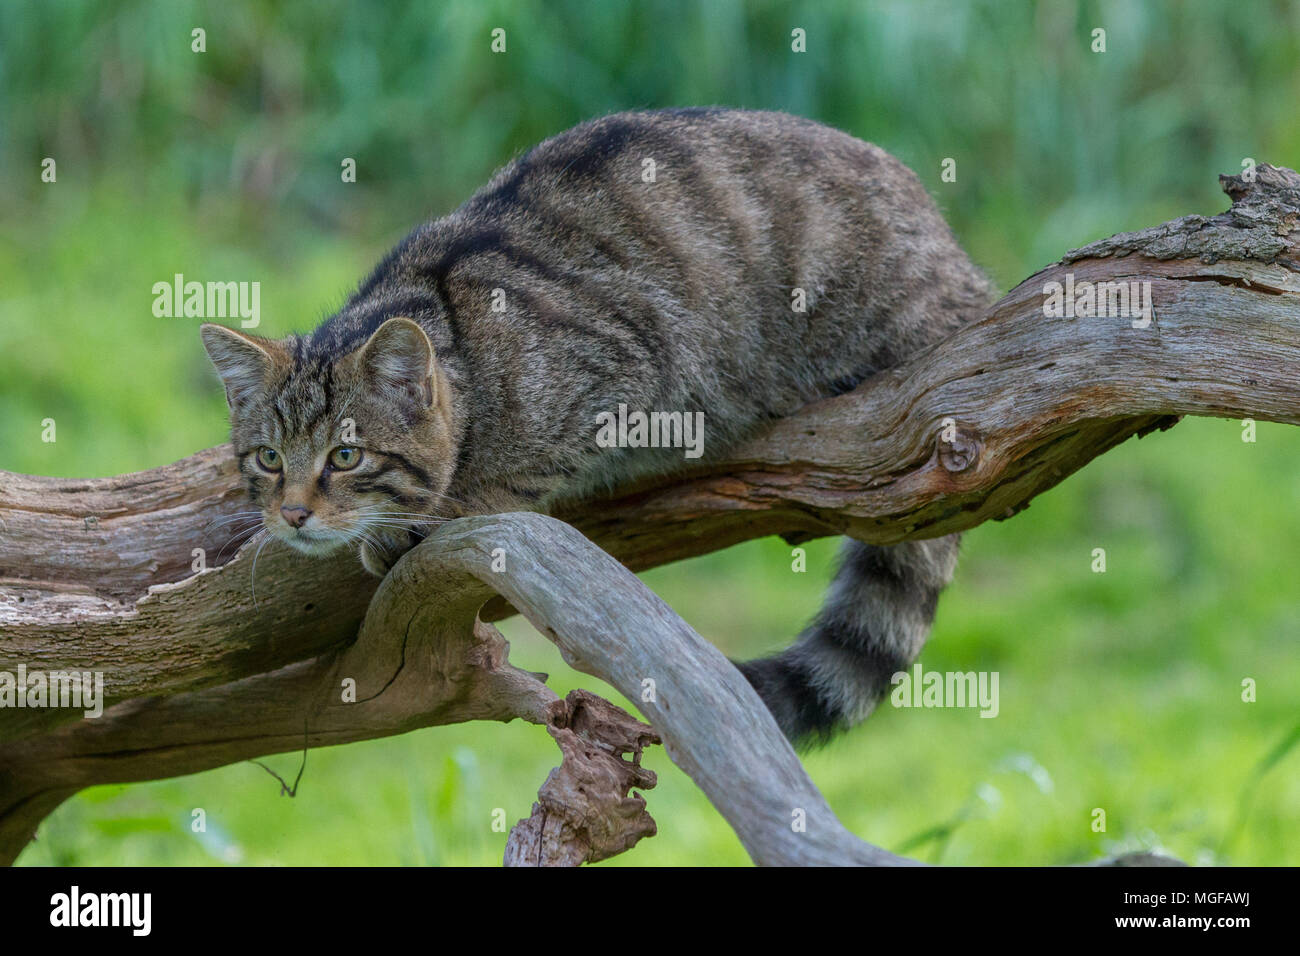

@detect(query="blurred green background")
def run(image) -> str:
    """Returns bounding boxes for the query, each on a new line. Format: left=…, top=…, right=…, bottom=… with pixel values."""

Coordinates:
left=3, top=0, right=1297, bottom=866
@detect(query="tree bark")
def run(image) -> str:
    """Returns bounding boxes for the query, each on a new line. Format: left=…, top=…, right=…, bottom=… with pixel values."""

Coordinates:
left=2, top=164, right=1298, bottom=865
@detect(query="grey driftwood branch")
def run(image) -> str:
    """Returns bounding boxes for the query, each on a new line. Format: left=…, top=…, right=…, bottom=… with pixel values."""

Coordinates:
left=3, top=163, right=1300, bottom=865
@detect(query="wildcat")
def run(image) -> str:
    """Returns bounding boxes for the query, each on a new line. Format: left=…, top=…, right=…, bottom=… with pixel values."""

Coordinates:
left=201, top=108, right=993, bottom=744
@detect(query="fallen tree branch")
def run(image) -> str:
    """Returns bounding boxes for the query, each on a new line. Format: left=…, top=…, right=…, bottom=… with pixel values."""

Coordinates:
left=3, top=164, right=1299, bottom=865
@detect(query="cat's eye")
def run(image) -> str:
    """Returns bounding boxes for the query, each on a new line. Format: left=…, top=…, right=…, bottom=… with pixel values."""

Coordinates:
left=329, top=446, right=363, bottom=470
left=255, top=446, right=281, bottom=471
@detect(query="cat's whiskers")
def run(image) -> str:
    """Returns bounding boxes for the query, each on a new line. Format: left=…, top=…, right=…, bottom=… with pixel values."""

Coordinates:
left=204, top=511, right=265, bottom=531
left=214, top=519, right=265, bottom=541
left=357, top=522, right=435, bottom=540
left=215, top=521, right=267, bottom=562
left=247, top=527, right=279, bottom=606
left=419, top=488, right=467, bottom=509
left=352, top=502, right=451, bottom=529
left=358, top=513, right=447, bottom=525
left=342, top=526, right=384, bottom=552
left=357, top=493, right=446, bottom=514
left=343, top=502, right=457, bottom=558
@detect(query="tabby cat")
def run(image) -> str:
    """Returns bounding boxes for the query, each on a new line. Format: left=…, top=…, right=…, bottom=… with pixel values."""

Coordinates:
left=201, top=108, right=993, bottom=744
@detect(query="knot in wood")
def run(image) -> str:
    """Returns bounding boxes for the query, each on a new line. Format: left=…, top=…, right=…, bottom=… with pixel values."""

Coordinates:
left=937, top=425, right=981, bottom=473
left=1219, top=163, right=1300, bottom=233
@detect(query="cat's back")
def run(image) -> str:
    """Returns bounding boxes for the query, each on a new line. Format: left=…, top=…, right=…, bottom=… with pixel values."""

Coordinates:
left=456, top=108, right=986, bottom=402
left=467, top=107, right=904, bottom=212
left=456, top=107, right=935, bottom=283
left=332, top=109, right=990, bottom=444
left=449, top=109, right=983, bottom=340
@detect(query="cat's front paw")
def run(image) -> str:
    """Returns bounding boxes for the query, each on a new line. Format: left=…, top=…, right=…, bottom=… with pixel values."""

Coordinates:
left=359, top=539, right=398, bottom=577
left=358, top=528, right=423, bottom=577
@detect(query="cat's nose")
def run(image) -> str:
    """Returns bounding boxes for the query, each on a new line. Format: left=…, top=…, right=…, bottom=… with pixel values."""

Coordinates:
left=280, top=505, right=313, bottom=528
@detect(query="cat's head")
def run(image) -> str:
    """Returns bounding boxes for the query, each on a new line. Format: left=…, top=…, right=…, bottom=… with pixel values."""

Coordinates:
left=200, top=317, right=458, bottom=560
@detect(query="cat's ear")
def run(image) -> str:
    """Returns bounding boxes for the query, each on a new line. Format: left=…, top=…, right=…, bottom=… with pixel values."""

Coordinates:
left=356, top=317, right=437, bottom=408
left=200, top=323, right=280, bottom=410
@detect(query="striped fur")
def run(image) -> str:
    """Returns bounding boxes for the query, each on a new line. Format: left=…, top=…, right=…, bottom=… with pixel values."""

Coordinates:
left=201, top=108, right=992, bottom=740
left=737, top=536, right=961, bottom=744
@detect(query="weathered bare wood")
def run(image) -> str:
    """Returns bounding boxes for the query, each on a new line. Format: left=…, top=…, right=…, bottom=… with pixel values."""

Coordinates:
left=3, top=163, right=1299, bottom=865
left=410, top=514, right=913, bottom=865
left=504, top=689, right=660, bottom=866
left=0, top=511, right=906, bottom=866
left=0, top=540, right=559, bottom=861
left=0, top=462, right=378, bottom=741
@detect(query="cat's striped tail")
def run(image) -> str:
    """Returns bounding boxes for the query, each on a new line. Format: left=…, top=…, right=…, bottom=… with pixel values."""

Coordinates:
left=736, top=535, right=960, bottom=746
